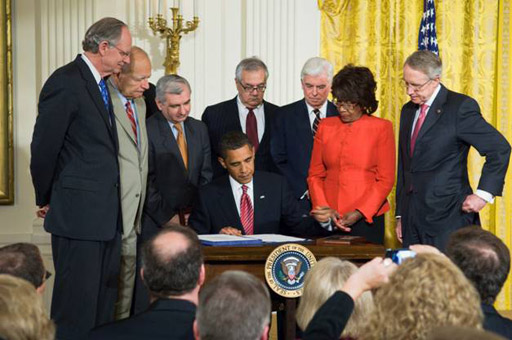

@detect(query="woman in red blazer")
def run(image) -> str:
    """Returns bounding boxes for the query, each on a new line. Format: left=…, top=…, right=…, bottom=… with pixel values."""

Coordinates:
left=308, top=65, right=395, bottom=244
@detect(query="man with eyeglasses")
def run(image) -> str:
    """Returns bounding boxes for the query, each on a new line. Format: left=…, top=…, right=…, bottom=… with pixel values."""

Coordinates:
left=30, top=17, right=132, bottom=339
left=106, top=46, right=151, bottom=320
left=202, top=57, right=279, bottom=178
left=395, top=50, right=510, bottom=251
left=270, top=57, right=338, bottom=214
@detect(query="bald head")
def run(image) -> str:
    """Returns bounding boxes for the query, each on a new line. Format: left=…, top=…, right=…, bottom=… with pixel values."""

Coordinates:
left=114, top=46, right=151, bottom=99
left=141, top=226, right=203, bottom=297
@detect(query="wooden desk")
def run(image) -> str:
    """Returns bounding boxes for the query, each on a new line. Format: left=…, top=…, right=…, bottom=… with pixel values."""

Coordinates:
left=202, top=241, right=385, bottom=340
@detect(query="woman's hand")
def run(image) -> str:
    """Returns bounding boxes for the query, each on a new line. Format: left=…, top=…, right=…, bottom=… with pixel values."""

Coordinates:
left=340, top=210, right=363, bottom=227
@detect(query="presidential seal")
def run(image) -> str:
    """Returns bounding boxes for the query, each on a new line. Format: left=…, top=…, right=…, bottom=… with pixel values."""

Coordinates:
left=265, top=243, right=316, bottom=298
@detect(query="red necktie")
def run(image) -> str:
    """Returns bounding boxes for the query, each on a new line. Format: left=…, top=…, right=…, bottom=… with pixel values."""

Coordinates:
left=410, top=104, right=429, bottom=155
left=240, top=185, right=254, bottom=235
left=312, top=109, right=321, bottom=136
left=125, top=101, right=138, bottom=144
left=246, top=108, right=259, bottom=151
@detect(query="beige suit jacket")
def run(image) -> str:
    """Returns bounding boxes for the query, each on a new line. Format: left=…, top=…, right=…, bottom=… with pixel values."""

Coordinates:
left=108, top=80, right=149, bottom=235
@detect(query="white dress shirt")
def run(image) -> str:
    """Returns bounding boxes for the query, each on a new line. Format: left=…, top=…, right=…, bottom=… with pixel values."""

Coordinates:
left=305, top=100, right=328, bottom=129
left=229, top=176, right=254, bottom=216
left=237, top=96, right=265, bottom=142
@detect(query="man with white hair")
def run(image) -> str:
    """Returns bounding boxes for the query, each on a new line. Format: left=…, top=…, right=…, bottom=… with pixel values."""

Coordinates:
left=270, top=57, right=338, bottom=214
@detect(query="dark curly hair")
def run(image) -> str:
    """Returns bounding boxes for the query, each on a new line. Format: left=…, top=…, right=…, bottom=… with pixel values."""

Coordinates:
left=331, top=64, right=378, bottom=114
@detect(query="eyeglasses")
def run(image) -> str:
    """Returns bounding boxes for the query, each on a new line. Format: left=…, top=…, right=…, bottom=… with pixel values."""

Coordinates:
left=332, top=99, right=358, bottom=112
left=401, top=78, right=432, bottom=92
left=237, top=80, right=266, bottom=93
left=111, top=45, right=130, bottom=58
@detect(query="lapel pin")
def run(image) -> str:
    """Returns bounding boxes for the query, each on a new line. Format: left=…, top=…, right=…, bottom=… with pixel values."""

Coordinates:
left=436, top=109, right=442, bottom=114
left=260, top=195, right=265, bottom=199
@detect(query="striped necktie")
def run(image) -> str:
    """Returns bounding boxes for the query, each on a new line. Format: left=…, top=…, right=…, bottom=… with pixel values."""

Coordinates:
left=240, top=184, right=254, bottom=235
left=312, top=109, right=321, bottom=135
left=125, top=101, right=138, bottom=144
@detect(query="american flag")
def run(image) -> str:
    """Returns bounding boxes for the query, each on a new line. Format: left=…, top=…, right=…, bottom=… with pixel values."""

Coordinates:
left=418, top=0, right=439, bottom=55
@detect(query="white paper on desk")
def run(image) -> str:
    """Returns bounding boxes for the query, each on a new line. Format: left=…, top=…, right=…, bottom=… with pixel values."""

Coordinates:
left=243, top=234, right=307, bottom=243
left=198, top=234, right=255, bottom=243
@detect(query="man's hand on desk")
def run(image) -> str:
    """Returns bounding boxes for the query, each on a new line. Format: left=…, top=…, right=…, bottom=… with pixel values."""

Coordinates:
left=219, top=227, right=242, bottom=236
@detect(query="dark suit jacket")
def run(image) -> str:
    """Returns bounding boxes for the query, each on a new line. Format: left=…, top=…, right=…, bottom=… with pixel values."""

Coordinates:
left=189, top=171, right=321, bottom=236
left=396, top=85, right=511, bottom=244
left=202, top=96, right=279, bottom=178
left=88, top=298, right=196, bottom=340
left=143, top=83, right=159, bottom=119
left=482, top=303, right=512, bottom=339
left=30, top=55, right=120, bottom=241
left=144, top=112, right=212, bottom=233
left=303, top=291, right=354, bottom=340
left=271, top=99, right=338, bottom=199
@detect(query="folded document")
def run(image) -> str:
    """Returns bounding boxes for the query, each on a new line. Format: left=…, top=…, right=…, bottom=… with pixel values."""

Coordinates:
left=198, top=234, right=307, bottom=246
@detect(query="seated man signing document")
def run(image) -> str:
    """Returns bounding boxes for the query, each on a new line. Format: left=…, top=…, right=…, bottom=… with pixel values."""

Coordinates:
left=189, top=131, right=324, bottom=236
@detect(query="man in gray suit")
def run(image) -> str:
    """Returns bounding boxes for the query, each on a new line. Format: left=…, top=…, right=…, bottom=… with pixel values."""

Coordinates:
left=107, top=46, right=151, bottom=319
left=137, top=74, right=212, bottom=312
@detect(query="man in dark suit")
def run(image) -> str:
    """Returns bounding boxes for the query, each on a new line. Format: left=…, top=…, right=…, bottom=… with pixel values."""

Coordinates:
left=445, top=226, right=512, bottom=339
left=202, top=57, right=279, bottom=178
left=395, top=50, right=511, bottom=250
left=271, top=57, right=337, bottom=213
left=189, top=131, right=324, bottom=236
left=136, top=75, right=211, bottom=313
left=144, top=74, right=212, bottom=235
left=89, top=225, right=204, bottom=340
left=30, top=17, right=132, bottom=339
left=194, top=271, right=271, bottom=340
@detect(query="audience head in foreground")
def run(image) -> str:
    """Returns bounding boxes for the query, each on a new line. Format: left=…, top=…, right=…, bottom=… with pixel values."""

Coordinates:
left=297, top=257, right=373, bottom=338
left=0, top=274, right=55, bottom=340
left=363, top=253, right=483, bottom=340
left=194, top=270, right=271, bottom=340
left=141, top=225, right=205, bottom=302
left=89, top=226, right=205, bottom=339
left=445, top=226, right=512, bottom=339
left=445, top=226, right=510, bottom=305
left=0, top=242, right=49, bottom=294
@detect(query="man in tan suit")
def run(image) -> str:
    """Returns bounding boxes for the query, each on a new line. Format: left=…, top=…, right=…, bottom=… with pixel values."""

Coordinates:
left=107, top=46, right=151, bottom=319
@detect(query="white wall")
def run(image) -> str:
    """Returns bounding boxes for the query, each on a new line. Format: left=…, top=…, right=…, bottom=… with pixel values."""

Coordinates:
left=0, top=0, right=320, bottom=309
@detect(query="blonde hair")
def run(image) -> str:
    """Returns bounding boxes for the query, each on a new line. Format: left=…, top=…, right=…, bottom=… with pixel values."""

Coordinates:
left=363, top=253, right=483, bottom=340
left=296, top=257, right=374, bottom=338
left=0, top=274, right=55, bottom=340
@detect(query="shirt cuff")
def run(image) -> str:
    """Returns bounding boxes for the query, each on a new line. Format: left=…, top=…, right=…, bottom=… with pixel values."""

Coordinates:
left=476, top=190, right=494, bottom=204
left=320, top=219, right=334, bottom=232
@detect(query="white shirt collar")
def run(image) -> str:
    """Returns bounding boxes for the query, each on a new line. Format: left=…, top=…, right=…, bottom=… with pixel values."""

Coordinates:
left=305, top=100, right=328, bottom=117
left=236, top=95, right=263, bottom=112
left=229, top=175, right=253, bottom=191
left=81, top=54, right=102, bottom=84
left=424, top=84, right=442, bottom=107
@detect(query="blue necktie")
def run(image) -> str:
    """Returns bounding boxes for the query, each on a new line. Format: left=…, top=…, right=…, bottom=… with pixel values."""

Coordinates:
left=99, top=79, right=110, bottom=112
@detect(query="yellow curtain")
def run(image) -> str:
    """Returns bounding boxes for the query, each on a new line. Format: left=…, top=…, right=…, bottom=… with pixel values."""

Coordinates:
left=319, top=0, right=512, bottom=310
